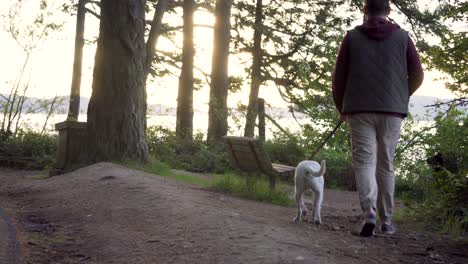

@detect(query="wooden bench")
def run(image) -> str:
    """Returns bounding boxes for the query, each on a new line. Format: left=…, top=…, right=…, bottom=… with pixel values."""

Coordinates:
left=222, top=136, right=296, bottom=189
left=0, top=156, right=36, bottom=169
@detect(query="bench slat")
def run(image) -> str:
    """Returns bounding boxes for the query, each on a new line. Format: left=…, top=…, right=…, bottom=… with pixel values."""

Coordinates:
left=223, top=136, right=258, bottom=146
left=234, top=156, right=260, bottom=172
left=230, top=144, right=258, bottom=153
left=272, top=163, right=295, bottom=172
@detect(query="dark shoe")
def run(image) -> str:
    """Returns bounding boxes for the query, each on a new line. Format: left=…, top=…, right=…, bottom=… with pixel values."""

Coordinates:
left=381, top=223, right=396, bottom=235
left=359, top=213, right=376, bottom=237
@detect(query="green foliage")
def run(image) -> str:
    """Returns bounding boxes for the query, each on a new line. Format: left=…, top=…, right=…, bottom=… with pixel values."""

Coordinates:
left=395, top=159, right=432, bottom=203
left=315, top=148, right=354, bottom=190
left=263, top=133, right=305, bottom=166
left=228, top=76, right=244, bottom=93
left=211, top=173, right=293, bottom=206
left=0, top=130, right=56, bottom=169
left=391, top=0, right=467, bottom=98
left=146, top=125, right=232, bottom=173
left=146, top=123, right=358, bottom=191
left=396, top=109, right=468, bottom=236
left=427, top=109, right=468, bottom=174
left=424, top=110, right=467, bottom=234
left=232, top=0, right=354, bottom=126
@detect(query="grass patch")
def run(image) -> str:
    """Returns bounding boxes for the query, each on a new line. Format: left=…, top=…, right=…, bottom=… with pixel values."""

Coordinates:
left=210, top=172, right=293, bottom=206
left=126, top=159, right=211, bottom=187
left=28, top=232, right=73, bottom=244
left=28, top=173, right=50, bottom=180
left=125, top=159, right=293, bottom=206
left=394, top=207, right=467, bottom=238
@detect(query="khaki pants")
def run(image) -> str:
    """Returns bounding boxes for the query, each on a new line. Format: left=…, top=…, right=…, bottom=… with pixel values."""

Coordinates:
left=348, top=113, right=402, bottom=223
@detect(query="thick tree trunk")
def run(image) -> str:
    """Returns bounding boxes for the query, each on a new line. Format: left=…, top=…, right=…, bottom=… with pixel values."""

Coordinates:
left=207, top=0, right=232, bottom=144
left=176, top=0, right=195, bottom=140
left=87, top=0, right=149, bottom=162
left=67, top=0, right=86, bottom=121
left=244, top=0, right=263, bottom=137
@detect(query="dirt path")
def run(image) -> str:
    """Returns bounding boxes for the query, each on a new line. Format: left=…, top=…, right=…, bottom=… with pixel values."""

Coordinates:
left=0, top=163, right=466, bottom=264
left=0, top=206, right=20, bottom=264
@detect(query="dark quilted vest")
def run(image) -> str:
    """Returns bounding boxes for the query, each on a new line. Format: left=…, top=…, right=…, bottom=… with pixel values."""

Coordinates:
left=342, top=28, right=409, bottom=114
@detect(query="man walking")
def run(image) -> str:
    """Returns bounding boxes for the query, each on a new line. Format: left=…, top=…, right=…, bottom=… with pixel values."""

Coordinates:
left=332, top=0, right=424, bottom=236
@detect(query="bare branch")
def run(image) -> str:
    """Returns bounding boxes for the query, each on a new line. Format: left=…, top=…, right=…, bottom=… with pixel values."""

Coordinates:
left=85, top=7, right=100, bottom=19
left=159, top=24, right=214, bottom=32
left=84, top=0, right=101, bottom=7
left=424, top=97, right=467, bottom=108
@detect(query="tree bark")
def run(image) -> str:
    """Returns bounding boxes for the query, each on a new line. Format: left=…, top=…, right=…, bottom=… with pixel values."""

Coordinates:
left=258, top=97, right=265, bottom=142
left=67, top=0, right=86, bottom=121
left=207, top=0, right=232, bottom=144
left=144, top=0, right=170, bottom=79
left=176, top=0, right=195, bottom=140
left=244, top=0, right=263, bottom=137
left=87, top=0, right=149, bottom=162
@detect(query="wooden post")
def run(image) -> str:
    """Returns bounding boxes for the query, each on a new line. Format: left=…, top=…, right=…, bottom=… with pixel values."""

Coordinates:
left=51, top=0, right=88, bottom=175
left=50, top=121, right=88, bottom=176
left=67, top=0, right=86, bottom=120
left=258, top=98, right=265, bottom=142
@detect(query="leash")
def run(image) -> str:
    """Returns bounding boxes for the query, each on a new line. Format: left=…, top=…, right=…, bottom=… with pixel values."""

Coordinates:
left=308, top=121, right=343, bottom=160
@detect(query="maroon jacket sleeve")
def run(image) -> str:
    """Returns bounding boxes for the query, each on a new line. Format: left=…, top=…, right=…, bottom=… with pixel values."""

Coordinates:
left=332, top=33, right=350, bottom=114
left=407, top=37, right=424, bottom=95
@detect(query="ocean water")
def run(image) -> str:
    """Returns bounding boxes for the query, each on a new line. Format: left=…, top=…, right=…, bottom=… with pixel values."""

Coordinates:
left=15, top=112, right=307, bottom=140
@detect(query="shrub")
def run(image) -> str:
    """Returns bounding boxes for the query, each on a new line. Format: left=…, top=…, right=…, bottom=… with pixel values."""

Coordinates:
left=315, top=148, right=354, bottom=190
left=146, top=125, right=357, bottom=191
left=263, top=133, right=305, bottom=166
left=423, top=110, right=467, bottom=235
left=0, top=130, right=57, bottom=169
left=146, top=126, right=232, bottom=173
left=396, top=109, right=468, bottom=236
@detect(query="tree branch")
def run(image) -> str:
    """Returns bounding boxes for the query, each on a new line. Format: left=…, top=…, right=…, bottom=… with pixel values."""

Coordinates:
left=424, top=97, right=467, bottom=108
left=84, top=0, right=100, bottom=7
left=159, top=24, right=214, bottom=32
left=84, top=7, right=100, bottom=19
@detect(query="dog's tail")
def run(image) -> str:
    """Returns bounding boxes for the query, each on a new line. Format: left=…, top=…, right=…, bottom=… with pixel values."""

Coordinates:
left=311, top=160, right=326, bottom=177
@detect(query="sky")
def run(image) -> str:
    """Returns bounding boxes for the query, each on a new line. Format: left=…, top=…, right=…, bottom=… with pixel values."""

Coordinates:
left=0, top=0, right=459, bottom=116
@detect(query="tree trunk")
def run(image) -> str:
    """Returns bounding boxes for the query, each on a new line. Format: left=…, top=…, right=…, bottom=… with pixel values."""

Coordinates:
left=144, top=0, right=170, bottom=79
left=67, top=0, right=86, bottom=121
left=207, top=0, right=232, bottom=144
left=87, top=0, right=149, bottom=162
left=176, top=0, right=195, bottom=140
left=244, top=0, right=263, bottom=137
left=258, top=97, right=265, bottom=142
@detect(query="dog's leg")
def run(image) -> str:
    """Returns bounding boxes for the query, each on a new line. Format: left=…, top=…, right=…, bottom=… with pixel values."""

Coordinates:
left=301, top=196, right=308, bottom=217
left=293, top=191, right=303, bottom=222
left=310, top=189, right=323, bottom=225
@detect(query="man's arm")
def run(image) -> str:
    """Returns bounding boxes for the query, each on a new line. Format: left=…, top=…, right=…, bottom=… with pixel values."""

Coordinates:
left=407, top=37, right=424, bottom=95
left=332, top=33, right=350, bottom=114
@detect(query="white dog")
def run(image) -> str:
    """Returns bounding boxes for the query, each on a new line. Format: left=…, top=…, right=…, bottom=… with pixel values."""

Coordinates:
left=292, top=160, right=326, bottom=225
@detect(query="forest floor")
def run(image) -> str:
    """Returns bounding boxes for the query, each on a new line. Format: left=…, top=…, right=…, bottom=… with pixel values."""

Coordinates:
left=0, top=162, right=467, bottom=264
